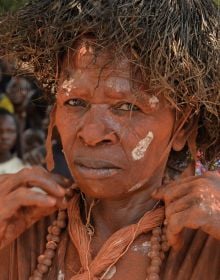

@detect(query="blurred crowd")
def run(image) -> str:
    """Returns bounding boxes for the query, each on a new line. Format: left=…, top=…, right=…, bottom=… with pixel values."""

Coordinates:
left=0, top=58, right=71, bottom=178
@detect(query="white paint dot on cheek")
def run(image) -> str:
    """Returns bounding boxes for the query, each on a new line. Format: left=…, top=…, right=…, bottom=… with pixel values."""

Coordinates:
left=131, top=131, right=154, bottom=161
left=149, top=95, right=159, bottom=108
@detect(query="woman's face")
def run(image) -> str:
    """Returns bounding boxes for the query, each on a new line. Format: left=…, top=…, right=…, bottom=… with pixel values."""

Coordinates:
left=55, top=42, right=176, bottom=199
left=6, top=77, right=33, bottom=106
left=0, top=115, right=17, bottom=154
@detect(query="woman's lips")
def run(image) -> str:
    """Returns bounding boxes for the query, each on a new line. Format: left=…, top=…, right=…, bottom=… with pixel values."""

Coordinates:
left=74, top=157, right=122, bottom=179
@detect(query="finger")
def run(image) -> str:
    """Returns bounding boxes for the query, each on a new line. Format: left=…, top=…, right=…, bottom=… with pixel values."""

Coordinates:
left=1, top=187, right=57, bottom=220
left=9, top=167, right=66, bottom=197
left=152, top=182, right=192, bottom=202
left=165, top=194, right=197, bottom=218
left=152, top=176, right=203, bottom=202
left=50, top=173, right=73, bottom=189
left=166, top=207, right=205, bottom=249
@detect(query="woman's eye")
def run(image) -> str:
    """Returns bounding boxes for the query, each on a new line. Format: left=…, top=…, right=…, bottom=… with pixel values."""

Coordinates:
left=115, top=103, right=140, bottom=111
left=65, top=98, right=88, bottom=107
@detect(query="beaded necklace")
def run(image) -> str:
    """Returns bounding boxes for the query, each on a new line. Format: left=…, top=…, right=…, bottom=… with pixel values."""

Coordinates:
left=29, top=187, right=169, bottom=280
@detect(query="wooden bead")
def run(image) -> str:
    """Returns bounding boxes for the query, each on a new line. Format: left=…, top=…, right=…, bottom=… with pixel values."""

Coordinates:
left=57, top=220, right=66, bottom=228
left=151, top=240, right=160, bottom=246
left=51, top=226, right=61, bottom=235
left=37, top=264, right=48, bottom=274
left=37, top=255, right=45, bottom=263
left=151, top=236, right=161, bottom=242
left=58, top=211, right=67, bottom=220
left=51, top=235, right=60, bottom=243
left=44, top=249, right=56, bottom=259
left=148, top=273, right=160, bottom=280
left=151, top=243, right=161, bottom=251
left=33, top=270, right=43, bottom=277
left=152, top=227, right=162, bottom=236
left=161, top=242, right=170, bottom=252
left=148, top=251, right=160, bottom=258
left=151, top=258, right=162, bottom=267
left=46, top=234, right=53, bottom=242
left=47, top=226, right=53, bottom=234
left=37, top=254, right=52, bottom=266
left=148, top=265, right=160, bottom=274
left=41, top=258, right=52, bottom=267
left=46, top=241, right=57, bottom=250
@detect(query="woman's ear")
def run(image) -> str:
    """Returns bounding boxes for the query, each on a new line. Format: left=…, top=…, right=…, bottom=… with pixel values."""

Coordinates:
left=172, top=116, right=198, bottom=158
left=46, top=105, right=57, bottom=171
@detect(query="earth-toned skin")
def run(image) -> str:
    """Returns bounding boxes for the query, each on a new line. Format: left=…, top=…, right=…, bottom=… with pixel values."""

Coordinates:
left=0, top=42, right=219, bottom=279
left=0, top=114, right=17, bottom=163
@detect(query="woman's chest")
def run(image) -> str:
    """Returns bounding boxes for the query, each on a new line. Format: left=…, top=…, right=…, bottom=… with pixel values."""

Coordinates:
left=63, top=234, right=159, bottom=280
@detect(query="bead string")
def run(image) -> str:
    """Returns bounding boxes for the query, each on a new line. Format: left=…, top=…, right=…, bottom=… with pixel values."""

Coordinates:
left=147, top=225, right=170, bottom=280
left=29, top=187, right=75, bottom=280
left=29, top=188, right=169, bottom=280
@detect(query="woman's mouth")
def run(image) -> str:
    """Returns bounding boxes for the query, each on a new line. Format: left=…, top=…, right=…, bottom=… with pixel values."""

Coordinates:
left=74, top=158, right=122, bottom=179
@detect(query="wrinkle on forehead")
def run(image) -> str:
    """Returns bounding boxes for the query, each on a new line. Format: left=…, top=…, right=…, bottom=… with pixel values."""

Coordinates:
left=59, top=42, right=164, bottom=104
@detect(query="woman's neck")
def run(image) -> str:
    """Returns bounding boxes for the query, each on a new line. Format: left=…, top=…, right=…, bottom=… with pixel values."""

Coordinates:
left=90, top=180, right=162, bottom=237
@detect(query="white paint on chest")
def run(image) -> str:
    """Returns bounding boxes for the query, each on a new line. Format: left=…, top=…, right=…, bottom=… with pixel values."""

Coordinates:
left=132, top=241, right=151, bottom=255
left=132, top=131, right=154, bottom=160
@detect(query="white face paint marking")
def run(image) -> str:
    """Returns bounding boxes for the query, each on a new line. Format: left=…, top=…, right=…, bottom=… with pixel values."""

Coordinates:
left=102, top=266, right=117, bottom=280
left=106, top=77, right=130, bottom=93
left=61, top=78, right=75, bottom=94
left=149, top=95, right=159, bottom=108
left=128, top=182, right=142, bottom=192
left=132, top=131, right=154, bottom=160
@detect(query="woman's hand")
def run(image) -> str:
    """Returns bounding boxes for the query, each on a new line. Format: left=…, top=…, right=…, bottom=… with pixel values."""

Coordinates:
left=152, top=171, right=220, bottom=250
left=0, top=166, right=71, bottom=249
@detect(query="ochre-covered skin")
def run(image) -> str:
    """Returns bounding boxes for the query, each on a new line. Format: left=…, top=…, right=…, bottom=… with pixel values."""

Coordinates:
left=0, top=42, right=219, bottom=279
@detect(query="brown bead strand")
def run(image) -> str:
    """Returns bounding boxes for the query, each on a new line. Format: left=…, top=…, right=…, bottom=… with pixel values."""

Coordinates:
left=29, top=185, right=77, bottom=280
left=147, top=225, right=170, bottom=280
left=29, top=209, right=67, bottom=280
left=161, top=225, right=170, bottom=253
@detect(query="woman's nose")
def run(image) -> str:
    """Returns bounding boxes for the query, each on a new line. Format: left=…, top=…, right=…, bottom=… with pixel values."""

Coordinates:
left=77, top=111, right=117, bottom=147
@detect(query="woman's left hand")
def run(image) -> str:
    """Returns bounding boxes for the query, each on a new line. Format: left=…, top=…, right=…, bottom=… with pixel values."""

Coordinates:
left=152, top=171, right=220, bottom=250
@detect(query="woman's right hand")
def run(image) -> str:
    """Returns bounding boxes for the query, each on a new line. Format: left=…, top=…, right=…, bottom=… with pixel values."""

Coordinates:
left=0, top=166, right=71, bottom=250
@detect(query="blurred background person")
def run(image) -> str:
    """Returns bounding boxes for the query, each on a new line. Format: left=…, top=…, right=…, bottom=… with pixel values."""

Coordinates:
left=0, top=108, right=25, bottom=174
left=0, top=59, right=14, bottom=113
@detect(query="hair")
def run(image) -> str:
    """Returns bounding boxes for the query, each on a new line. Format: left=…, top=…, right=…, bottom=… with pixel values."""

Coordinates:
left=0, top=108, right=22, bottom=157
left=0, top=0, right=219, bottom=163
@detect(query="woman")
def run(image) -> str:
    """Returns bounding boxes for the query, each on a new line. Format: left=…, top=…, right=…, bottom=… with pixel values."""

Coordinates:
left=0, top=1, right=219, bottom=279
left=0, top=108, right=24, bottom=174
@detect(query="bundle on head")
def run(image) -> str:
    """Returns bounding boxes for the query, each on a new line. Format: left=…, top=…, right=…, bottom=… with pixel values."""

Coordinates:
left=0, top=0, right=219, bottom=164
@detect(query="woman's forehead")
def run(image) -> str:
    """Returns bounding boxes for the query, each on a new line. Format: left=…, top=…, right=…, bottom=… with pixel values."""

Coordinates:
left=60, top=41, right=131, bottom=78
